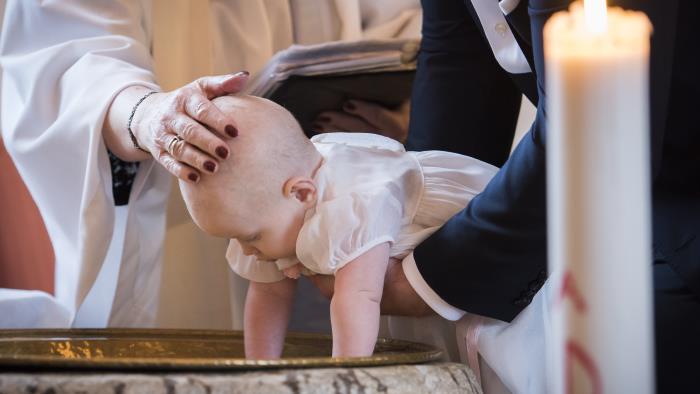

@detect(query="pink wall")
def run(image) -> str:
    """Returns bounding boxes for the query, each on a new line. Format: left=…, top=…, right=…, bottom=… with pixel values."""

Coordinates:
left=0, top=139, right=54, bottom=294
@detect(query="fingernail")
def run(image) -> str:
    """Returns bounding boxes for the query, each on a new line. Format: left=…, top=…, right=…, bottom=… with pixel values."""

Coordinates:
left=225, top=125, right=238, bottom=137
left=188, top=173, right=199, bottom=183
left=312, top=123, right=324, bottom=131
left=216, top=146, right=229, bottom=159
left=204, top=161, right=216, bottom=173
left=318, top=116, right=331, bottom=123
left=235, top=70, right=250, bottom=77
left=344, top=101, right=356, bottom=111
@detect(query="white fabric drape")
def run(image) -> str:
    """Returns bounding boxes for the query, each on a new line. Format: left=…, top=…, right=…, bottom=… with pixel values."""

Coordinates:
left=1, top=0, right=166, bottom=327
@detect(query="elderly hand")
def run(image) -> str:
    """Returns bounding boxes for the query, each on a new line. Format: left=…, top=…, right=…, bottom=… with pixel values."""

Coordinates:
left=307, top=257, right=434, bottom=317
left=129, top=72, right=249, bottom=183
left=312, top=99, right=410, bottom=143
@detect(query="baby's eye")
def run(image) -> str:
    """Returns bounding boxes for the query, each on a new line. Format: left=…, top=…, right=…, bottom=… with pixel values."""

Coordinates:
left=245, top=233, right=261, bottom=242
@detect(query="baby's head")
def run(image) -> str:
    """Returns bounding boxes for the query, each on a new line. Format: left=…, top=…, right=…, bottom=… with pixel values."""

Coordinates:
left=179, top=95, right=321, bottom=261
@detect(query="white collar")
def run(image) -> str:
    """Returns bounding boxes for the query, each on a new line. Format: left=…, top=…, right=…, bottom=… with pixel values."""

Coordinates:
left=470, top=0, right=531, bottom=74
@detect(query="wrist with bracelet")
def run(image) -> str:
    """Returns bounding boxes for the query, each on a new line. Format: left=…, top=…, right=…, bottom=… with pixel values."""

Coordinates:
left=127, top=90, right=158, bottom=153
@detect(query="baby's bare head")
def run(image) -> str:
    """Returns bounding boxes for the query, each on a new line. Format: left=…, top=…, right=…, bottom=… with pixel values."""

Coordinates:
left=179, top=95, right=319, bottom=237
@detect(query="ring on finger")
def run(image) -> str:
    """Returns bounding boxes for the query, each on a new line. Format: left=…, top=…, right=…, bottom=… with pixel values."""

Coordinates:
left=167, top=135, right=184, bottom=156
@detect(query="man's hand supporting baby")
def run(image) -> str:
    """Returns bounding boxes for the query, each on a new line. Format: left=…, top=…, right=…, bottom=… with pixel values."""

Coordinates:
left=330, top=242, right=390, bottom=357
left=244, top=278, right=297, bottom=359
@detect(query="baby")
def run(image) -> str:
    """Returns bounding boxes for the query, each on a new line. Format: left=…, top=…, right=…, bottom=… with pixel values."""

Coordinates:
left=179, top=95, right=497, bottom=358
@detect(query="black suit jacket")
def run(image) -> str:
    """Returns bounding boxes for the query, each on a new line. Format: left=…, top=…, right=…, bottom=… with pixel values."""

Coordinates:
left=407, top=0, right=700, bottom=322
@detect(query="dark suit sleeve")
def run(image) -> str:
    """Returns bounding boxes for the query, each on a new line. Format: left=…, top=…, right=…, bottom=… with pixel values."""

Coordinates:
left=414, top=112, right=549, bottom=322
left=405, top=0, right=522, bottom=168
left=409, top=0, right=571, bottom=322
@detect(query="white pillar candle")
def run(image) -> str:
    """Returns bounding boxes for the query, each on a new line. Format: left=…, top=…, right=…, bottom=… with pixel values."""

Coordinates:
left=544, top=2, right=654, bottom=393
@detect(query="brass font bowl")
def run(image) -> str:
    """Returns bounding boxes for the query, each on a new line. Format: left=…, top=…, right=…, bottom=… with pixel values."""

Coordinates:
left=0, top=328, right=442, bottom=370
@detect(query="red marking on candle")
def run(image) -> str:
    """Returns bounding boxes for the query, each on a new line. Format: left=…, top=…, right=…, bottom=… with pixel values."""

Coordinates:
left=556, top=270, right=587, bottom=313
left=566, top=340, right=602, bottom=394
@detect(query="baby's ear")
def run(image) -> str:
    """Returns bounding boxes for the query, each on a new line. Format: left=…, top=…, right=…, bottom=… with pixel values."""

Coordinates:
left=284, top=177, right=317, bottom=207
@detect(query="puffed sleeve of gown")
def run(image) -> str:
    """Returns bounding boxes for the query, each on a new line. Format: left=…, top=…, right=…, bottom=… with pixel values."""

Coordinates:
left=0, top=0, right=170, bottom=324
left=295, top=190, right=403, bottom=275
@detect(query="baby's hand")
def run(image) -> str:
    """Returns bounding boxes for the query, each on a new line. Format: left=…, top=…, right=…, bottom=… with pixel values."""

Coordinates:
left=282, top=263, right=303, bottom=279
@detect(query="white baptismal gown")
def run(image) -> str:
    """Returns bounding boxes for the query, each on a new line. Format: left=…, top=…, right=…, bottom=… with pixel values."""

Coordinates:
left=227, top=132, right=497, bottom=361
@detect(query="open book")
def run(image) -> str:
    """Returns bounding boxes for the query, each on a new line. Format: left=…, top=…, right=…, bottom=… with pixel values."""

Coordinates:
left=244, top=38, right=419, bottom=135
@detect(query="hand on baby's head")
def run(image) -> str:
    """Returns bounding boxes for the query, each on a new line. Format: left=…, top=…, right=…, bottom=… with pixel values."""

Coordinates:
left=178, top=95, right=321, bottom=259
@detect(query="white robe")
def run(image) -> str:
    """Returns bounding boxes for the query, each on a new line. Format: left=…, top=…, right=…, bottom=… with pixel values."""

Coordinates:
left=0, top=0, right=421, bottom=329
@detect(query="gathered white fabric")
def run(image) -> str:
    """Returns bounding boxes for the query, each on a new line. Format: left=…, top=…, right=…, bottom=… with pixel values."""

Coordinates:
left=227, top=132, right=499, bottom=284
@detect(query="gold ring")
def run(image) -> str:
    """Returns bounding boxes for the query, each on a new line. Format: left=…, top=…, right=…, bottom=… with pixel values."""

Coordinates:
left=167, top=135, right=184, bottom=155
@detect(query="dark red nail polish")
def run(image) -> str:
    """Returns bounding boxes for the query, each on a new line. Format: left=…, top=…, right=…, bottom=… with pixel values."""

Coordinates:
left=344, top=102, right=356, bottom=111
left=204, top=161, right=216, bottom=172
left=216, top=146, right=229, bottom=159
left=312, top=123, right=323, bottom=131
left=188, top=173, right=199, bottom=183
left=225, top=125, right=238, bottom=137
left=318, top=116, right=331, bottom=123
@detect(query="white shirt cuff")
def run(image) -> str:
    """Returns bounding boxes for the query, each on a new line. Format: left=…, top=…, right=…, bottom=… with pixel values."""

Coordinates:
left=402, top=252, right=466, bottom=321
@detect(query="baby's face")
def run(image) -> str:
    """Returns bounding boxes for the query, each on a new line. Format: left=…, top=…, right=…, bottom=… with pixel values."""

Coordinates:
left=223, top=194, right=307, bottom=262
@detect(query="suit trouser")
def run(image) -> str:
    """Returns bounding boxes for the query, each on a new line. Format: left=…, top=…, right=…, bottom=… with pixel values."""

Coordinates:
left=653, top=262, right=700, bottom=394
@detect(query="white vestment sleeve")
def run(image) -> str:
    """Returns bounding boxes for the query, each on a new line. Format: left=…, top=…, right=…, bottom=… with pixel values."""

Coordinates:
left=0, top=0, right=169, bottom=326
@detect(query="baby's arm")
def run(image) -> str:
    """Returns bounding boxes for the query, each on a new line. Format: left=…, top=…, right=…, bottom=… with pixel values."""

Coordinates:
left=331, top=242, right=391, bottom=357
left=244, top=278, right=297, bottom=359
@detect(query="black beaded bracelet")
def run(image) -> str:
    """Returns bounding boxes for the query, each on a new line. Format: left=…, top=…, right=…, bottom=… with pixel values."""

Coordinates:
left=127, top=90, right=158, bottom=153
